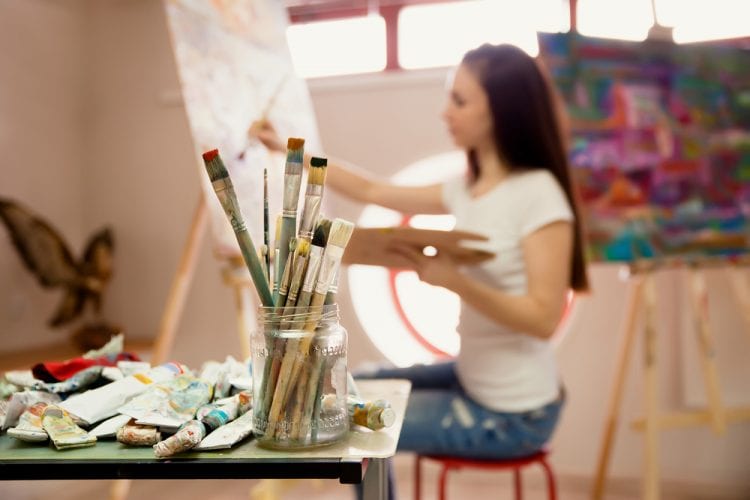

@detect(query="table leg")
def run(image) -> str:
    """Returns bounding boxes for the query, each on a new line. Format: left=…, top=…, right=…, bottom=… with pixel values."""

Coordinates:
left=362, top=457, right=388, bottom=500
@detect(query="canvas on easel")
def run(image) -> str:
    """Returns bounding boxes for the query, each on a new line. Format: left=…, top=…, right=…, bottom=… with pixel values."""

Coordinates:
left=536, top=33, right=750, bottom=499
left=157, top=0, right=322, bottom=361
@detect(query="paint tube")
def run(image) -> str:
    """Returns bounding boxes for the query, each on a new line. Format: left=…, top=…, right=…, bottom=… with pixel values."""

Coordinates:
left=193, top=410, right=254, bottom=451
left=116, top=419, right=161, bottom=446
left=237, top=390, right=253, bottom=415
left=31, top=366, right=103, bottom=394
left=42, top=405, right=97, bottom=450
left=4, top=370, right=40, bottom=388
left=89, top=413, right=132, bottom=439
left=0, top=400, right=8, bottom=429
left=101, top=366, right=124, bottom=382
left=197, top=394, right=240, bottom=431
left=118, top=374, right=212, bottom=431
left=153, top=420, right=206, bottom=458
left=82, top=332, right=124, bottom=359
left=2, top=391, right=61, bottom=430
left=346, top=396, right=395, bottom=431
left=0, top=378, right=20, bottom=400
left=59, top=362, right=185, bottom=426
left=117, top=361, right=151, bottom=377
left=7, top=402, right=49, bottom=442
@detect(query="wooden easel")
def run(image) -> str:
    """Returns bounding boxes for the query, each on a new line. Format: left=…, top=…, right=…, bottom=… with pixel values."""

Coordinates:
left=591, top=258, right=750, bottom=500
left=110, top=194, right=254, bottom=500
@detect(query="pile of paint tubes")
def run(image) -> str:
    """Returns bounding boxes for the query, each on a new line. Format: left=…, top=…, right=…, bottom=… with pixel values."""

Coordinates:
left=0, top=335, right=255, bottom=457
left=0, top=334, right=395, bottom=457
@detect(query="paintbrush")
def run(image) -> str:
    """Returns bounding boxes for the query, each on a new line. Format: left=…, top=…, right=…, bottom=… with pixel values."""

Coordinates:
left=297, top=157, right=327, bottom=242
left=291, top=220, right=330, bottom=328
left=272, top=214, right=282, bottom=301
left=276, top=238, right=297, bottom=308
left=324, top=269, right=339, bottom=306
left=263, top=167, right=270, bottom=280
left=264, top=219, right=354, bottom=435
left=277, top=138, right=305, bottom=301
left=202, top=149, right=273, bottom=307
left=279, top=239, right=311, bottom=328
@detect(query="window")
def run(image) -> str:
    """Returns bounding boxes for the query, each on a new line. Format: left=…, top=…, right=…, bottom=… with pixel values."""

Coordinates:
left=577, top=0, right=653, bottom=42
left=286, top=15, right=386, bottom=78
left=670, top=0, right=750, bottom=43
left=398, top=0, right=569, bottom=69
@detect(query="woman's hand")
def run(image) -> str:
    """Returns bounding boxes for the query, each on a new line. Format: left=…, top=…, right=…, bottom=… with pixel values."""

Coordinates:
left=248, top=119, right=285, bottom=153
left=388, top=243, right=463, bottom=291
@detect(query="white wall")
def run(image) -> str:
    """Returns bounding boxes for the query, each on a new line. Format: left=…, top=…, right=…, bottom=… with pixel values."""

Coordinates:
left=0, top=0, right=86, bottom=351
left=0, top=0, right=748, bottom=494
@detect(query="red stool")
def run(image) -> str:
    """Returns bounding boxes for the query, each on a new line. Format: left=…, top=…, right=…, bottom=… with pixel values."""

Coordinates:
left=414, top=450, right=557, bottom=500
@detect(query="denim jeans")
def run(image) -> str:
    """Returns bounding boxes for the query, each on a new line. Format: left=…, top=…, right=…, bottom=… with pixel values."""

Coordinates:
left=353, top=361, right=564, bottom=500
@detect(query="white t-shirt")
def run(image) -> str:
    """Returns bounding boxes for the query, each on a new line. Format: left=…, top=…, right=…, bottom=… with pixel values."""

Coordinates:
left=441, top=169, right=574, bottom=412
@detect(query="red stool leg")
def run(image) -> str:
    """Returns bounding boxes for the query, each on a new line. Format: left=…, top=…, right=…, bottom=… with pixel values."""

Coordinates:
left=414, top=455, right=422, bottom=500
left=538, top=458, right=558, bottom=500
left=513, top=468, right=523, bottom=500
left=438, top=464, right=450, bottom=500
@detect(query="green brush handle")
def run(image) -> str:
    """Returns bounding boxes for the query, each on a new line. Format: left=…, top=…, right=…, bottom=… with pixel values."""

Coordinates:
left=276, top=216, right=297, bottom=305
left=235, top=230, right=274, bottom=307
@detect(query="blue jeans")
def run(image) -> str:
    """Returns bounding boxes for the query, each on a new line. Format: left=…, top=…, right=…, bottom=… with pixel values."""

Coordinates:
left=353, top=361, right=564, bottom=499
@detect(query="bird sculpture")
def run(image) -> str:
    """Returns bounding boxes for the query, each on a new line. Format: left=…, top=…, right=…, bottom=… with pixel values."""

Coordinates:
left=0, top=197, right=119, bottom=349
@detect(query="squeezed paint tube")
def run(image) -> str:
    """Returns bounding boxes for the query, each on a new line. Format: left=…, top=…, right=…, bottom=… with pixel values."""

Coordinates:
left=82, top=332, right=124, bottom=359
left=2, top=391, right=61, bottom=430
left=42, top=405, right=97, bottom=450
left=59, top=362, right=185, bottom=426
left=4, top=370, right=41, bottom=388
left=89, top=413, right=132, bottom=439
left=118, top=374, right=211, bottom=431
left=0, top=400, right=8, bottom=429
left=31, top=366, right=103, bottom=394
left=101, top=366, right=124, bottom=382
left=7, top=402, right=49, bottom=442
left=117, top=361, right=151, bottom=377
left=194, top=410, right=254, bottom=451
left=346, top=396, right=395, bottom=431
left=197, top=396, right=240, bottom=431
left=0, top=378, right=20, bottom=400
left=116, top=419, right=161, bottom=446
left=153, top=420, right=206, bottom=458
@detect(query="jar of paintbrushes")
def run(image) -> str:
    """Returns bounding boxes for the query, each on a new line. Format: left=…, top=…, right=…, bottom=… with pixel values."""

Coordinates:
left=201, top=142, right=355, bottom=449
left=252, top=305, right=348, bottom=448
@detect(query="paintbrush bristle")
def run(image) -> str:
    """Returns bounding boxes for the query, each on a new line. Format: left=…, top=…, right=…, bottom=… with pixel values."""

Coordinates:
left=313, top=218, right=332, bottom=247
left=202, top=149, right=229, bottom=182
left=307, top=163, right=327, bottom=187
left=274, top=215, right=282, bottom=242
left=286, top=138, right=305, bottom=164
left=295, top=238, right=310, bottom=257
left=327, top=218, right=355, bottom=249
left=311, top=223, right=328, bottom=247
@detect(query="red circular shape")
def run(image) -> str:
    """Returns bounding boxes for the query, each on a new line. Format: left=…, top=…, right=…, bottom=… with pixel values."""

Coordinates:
left=386, top=214, right=452, bottom=359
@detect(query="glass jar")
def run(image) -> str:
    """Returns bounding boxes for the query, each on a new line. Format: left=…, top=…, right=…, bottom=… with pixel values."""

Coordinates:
left=251, top=304, right=348, bottom=449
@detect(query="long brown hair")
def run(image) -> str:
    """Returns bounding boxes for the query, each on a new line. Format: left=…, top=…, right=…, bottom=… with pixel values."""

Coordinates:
left=461, top=43, right=589, bottom=291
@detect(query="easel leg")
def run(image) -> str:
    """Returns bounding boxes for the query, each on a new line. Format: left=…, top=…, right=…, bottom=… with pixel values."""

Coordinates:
left=726, top=265, right=750, bottom=341
left=109, top=479, right=132, bottom=500
left=592, top=274, right=644, bottom=500
left=642, top=274, right=660, bottom=500
left=229, top=272, right=253, bottom=360
left=151, top=195, right=208, bottom=364
left=111, top=196, right=206, bottom=500
left=688, top=268, right=726, bottom=435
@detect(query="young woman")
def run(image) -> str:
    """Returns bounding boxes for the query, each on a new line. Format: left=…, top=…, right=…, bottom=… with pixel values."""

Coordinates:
left=254, top=41, right=588, bottom=470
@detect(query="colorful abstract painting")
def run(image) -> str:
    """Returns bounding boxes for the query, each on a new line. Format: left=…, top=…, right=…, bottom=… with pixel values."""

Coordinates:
left=539, top=33, right=750, bottom=263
